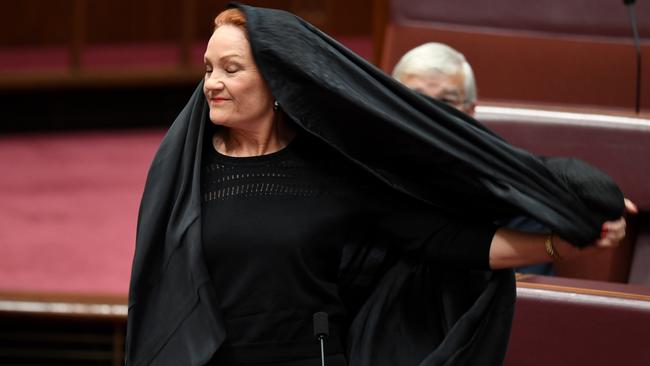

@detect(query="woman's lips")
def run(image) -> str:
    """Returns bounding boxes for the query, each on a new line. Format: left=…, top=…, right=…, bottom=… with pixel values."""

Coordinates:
left=210, top=97, right=229, bottom=104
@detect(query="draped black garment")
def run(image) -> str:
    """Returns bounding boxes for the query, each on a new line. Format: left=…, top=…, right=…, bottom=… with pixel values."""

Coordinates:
left=126, top=3, right=624, bottom=366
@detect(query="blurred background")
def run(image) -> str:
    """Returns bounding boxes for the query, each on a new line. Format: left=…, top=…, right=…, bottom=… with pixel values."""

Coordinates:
left=0, top=0, right=373, bottom=132
left=1, top=1, right=650, bottom=365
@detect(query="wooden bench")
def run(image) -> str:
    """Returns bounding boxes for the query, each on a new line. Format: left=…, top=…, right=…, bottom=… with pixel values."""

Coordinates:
left=4, top=274, right=649, bottom=365
left=0, top=291, right=127, bottom=366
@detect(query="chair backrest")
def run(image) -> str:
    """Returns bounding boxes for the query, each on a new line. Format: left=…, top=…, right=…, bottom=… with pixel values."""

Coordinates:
left=381, top=0, right=650, bottom=112
left=477, top=104, right=650, bottom=283
left=507, top=275, right=650, bottom=366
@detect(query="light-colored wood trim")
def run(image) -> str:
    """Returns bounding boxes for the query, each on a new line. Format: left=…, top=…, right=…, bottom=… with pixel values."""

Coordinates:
left=0, top=291, right=127, bottom=304
left=0, top=291, right=128, bottom=319
left=476, top=104, right=650, bottom=128
left=516, top=276, right=650, bottom=302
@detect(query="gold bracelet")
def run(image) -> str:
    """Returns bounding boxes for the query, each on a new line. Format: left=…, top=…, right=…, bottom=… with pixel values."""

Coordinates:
left=544, top=234, right=561, bottom=261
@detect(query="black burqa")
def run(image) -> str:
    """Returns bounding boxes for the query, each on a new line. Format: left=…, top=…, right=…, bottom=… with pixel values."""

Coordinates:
left=126, top=4, right=624, bottom=366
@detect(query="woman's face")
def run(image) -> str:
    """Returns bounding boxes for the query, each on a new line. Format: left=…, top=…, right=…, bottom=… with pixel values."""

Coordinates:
left=203, top=25, right=275, bottom=129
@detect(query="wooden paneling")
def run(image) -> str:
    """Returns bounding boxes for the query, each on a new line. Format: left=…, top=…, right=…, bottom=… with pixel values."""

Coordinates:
left=371, top=0, right=389, bottom=64
left=84, top=0, right=182, bottom=43
left=1, top=313, right=125, bottom=365
left=0, top=292, right=127, bottom=365
left=0, top=0, right=74, bottom=46
left=0, top=1, right=374, bottom=94
left=2, top=0, right=372, bottom=46
left=325, top=0, right=373, bottom=35
left=639, top=45, right=650, bottom=115
left=197, top=0, right=373, bottom=36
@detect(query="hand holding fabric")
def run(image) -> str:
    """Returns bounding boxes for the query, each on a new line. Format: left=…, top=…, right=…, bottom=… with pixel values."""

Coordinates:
left=546, top=198, right=636, bottom=261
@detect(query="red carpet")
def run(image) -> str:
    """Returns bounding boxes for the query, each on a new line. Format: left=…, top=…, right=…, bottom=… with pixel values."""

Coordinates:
left=0, top=129, right=165, bottom=295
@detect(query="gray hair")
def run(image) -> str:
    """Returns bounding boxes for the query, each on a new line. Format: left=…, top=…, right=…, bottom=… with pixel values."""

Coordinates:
left=392, top=42, right=477, bottom=107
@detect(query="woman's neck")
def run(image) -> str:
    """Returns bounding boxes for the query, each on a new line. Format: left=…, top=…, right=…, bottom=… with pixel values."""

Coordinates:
left=212, top=114, right=296, bottom=157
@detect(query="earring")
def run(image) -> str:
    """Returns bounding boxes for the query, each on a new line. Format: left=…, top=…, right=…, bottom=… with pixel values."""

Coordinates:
left=273, top=100, right=279, bottom=111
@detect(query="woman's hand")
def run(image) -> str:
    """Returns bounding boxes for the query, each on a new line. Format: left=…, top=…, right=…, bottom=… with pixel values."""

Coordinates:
left=594, top=198, right=637, bottom=248
left=547, top=198, right=637, bottom=261
left=489, top=198, right=638, bottom=270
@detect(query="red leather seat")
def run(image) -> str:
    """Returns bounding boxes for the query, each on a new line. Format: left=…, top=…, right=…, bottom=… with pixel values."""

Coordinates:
left=507, top=275, right=650, bottom=366
left=478, top=104, right=650, bottom=283
left=380, top=0, right=650, bottom=112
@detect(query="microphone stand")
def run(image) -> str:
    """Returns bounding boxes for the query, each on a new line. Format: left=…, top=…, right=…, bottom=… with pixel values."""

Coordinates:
left=313, top=312, right=329, bottom=366
left=319, top=335, right=326, bottom=366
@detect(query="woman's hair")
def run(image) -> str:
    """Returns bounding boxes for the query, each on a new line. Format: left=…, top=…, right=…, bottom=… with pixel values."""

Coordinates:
left=214, top=8, right=247, bottom=30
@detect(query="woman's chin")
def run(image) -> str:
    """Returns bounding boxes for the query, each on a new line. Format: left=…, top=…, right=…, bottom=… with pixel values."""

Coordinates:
left=209, top=112, right=228, bottom=126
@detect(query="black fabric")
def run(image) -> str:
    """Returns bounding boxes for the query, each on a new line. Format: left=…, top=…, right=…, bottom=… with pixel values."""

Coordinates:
left=126, top=4, right=624, bottom=366
left=200, top=135, right=351, bottom=355
left=238, top=4, right=623, bottom=245
left=208, top=351, right=348, bottom=366
left=200, top=132, right=496, bottom=363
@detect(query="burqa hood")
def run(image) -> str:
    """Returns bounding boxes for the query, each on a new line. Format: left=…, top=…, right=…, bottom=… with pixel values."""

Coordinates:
left=233, top=3, right=623, bottom=245
left=126, top=3, right=624, bottom=366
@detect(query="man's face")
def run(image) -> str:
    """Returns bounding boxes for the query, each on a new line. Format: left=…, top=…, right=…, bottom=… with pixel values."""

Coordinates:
left=399, top=71, right=475, bottom=116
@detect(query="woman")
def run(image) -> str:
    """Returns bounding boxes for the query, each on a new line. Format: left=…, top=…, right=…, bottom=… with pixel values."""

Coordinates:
left=126, top=5, right=633, bottom=366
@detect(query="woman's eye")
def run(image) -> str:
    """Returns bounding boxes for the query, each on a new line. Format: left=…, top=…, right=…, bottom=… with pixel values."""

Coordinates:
left=205, top=68, right=213, bottom=75
left=224, top=63, right=242, bottom=73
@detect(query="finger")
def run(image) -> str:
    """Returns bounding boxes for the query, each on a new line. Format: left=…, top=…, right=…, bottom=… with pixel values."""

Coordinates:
left=601, top=228, right=626, bottom=243
left=624, top=198, right=638, bottom=215
left=600, top=231, right=626, bottom=246
left=602, top=218, right=626, bottom=234
left=605, top=230, right=626, bottom=243
left=594, top=238, right=613, bottom=248
left=595, top=237, right=622, bottom=248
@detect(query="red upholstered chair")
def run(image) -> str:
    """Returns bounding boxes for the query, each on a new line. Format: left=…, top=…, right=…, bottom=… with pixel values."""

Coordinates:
left=477, top=105, right=650, bottom=283
left=507, top=275, right=650, bottom=366
left=376, top=0, right=650, bottom=283
left=377, top=0, right=650, bottom=113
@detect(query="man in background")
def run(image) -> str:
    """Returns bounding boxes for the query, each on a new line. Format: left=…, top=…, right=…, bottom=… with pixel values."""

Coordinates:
left=392, top=42, right=477, bottom=116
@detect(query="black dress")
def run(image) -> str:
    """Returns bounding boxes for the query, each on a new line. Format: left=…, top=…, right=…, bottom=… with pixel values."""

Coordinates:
left=201, top=134, right=495, bottom=365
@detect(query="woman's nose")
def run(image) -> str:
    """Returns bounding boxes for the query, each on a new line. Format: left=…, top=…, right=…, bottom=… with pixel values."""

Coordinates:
left=205, top=75, right=225, bottom=90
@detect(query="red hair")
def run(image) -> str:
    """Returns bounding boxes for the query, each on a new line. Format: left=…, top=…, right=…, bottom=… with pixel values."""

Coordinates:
left=214, top=8, right=247, bottom=30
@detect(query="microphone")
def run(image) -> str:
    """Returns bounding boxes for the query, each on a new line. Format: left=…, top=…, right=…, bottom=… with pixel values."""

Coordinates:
left=624, top=0, right=641, bottom=113
left=313, top=312, right=329, bottom=366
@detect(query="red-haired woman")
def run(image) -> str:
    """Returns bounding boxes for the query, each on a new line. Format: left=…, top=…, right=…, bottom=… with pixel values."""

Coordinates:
left=126, top=5, right=633, bottom=366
